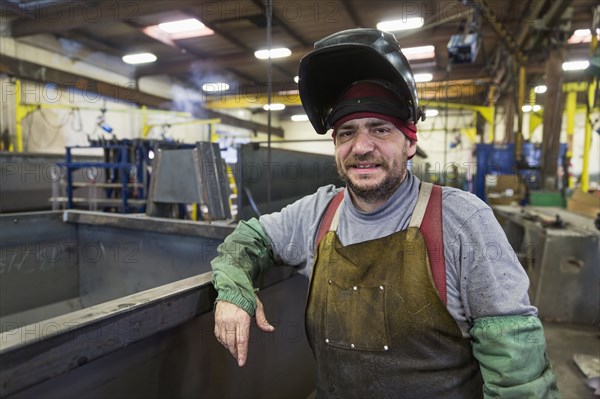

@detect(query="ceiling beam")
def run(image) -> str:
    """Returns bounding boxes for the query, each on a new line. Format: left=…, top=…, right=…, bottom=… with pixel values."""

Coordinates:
left=249, top=0, right=310, bottom=47
left=9, top=1, right=186, bottom=37
left=0, top=54, right=168, bottom=108
left=203, top=78, right=493, bottom=109
left=135, top=46, right=311, bottom=78
left=341, top=1, right=362, bottom=28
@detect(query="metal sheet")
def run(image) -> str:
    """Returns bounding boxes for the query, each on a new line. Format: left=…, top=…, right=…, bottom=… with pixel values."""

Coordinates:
left=236, top=144, right=342, bottom=220
left=0, top=152, right=102, bottom=213
left=3, top=273, right=315, bottom=399
left=196, top=142, right=231, bottom=220
left=147, top=143, right=231, bottom=220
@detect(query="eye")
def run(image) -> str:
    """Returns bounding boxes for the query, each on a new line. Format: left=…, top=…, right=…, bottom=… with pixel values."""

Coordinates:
left=337, top=130, right=355, bottom=140
left=372, top=127, right=390, bottom=135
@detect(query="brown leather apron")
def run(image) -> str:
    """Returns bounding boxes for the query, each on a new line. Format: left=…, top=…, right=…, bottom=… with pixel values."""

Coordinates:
left=305, top=183, right=483, bottom=398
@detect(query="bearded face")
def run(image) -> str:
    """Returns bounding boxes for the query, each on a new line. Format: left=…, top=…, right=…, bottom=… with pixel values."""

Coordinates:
left=336, top=146, right=408, bottom=204
left=334, top=118, right=413, bottom=206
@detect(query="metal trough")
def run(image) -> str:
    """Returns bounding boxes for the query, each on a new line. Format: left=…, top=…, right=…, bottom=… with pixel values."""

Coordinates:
left=0, top=211, right=315, bottom=398
left=493, top=205, right=600, bottom=325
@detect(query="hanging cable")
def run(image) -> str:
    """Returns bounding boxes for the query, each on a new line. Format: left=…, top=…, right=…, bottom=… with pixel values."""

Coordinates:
left=265, top=0, right=273, bottom=207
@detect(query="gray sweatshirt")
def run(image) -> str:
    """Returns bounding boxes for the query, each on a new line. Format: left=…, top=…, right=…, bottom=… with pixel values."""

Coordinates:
left=259, top=172, right=537, bottom=337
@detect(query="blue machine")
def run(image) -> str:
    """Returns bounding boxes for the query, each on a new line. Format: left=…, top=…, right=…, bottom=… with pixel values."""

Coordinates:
left=59, top=139, right=194, bottom=213
left=474, top=142, right=567, bottom=203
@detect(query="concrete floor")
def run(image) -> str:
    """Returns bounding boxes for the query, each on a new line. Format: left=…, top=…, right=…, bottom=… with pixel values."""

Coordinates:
left=544, top=321, right=600, bottom=399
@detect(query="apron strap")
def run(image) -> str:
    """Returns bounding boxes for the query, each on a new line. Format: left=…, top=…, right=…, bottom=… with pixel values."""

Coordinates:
left=315, top=189, right=345, bottom=249
left=408, top=182, right=433, bottom=228
left=421, top=183, right=447, bottom=304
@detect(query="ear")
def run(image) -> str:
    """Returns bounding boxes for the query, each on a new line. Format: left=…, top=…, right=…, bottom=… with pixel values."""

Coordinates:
left=406, top=139, right=417, bottom=158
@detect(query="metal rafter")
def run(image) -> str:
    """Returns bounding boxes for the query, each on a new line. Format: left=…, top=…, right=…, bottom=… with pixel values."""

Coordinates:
left=341, top=1, right=362, bottom=28
left=249, top=0, right=310, bottom=47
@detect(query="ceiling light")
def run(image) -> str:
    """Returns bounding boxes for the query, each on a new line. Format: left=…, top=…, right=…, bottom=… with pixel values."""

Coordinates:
left=254, top=48, right=292, bottom=60
left=562, top=60, right=589, bottom=71
left=377, top=17, right=424, bottom=32
left=294, top=76, right=299, bottom=83
left=291, top=114, right=309, bottom=122
left=573, top=28, right=591, bottom=37
left=122, top=53, right=157, bottom=64
left=567, top=28, right=600, bottom=44
left=532, top=105, right=542, bottom=112
left=425, top=109, right=438, bottom=117
left=159, top=18, right=205, bottom=33
left=534, top=85, right=547, bottom=94
left=263, top=103, right=285, bottom=111
left=522, top=105, right=532, bottom=113
left=278, top=89, right=299, bottom=96
left=202, top=83, right=230, bottom=92
left=414, top=73, right=433, bottom=82
left=402, top=45, right=435, bottom=61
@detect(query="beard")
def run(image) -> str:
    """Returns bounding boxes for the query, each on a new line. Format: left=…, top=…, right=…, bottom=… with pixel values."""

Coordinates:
left=336, top=153, right=407, bottom=204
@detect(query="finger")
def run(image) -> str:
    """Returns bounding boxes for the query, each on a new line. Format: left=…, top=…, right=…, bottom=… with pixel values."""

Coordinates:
left=236, top=321, right=250, bottom=367
left=255, top=298, right=275, bottom=332
left=224, top=323, right=238, bottom=361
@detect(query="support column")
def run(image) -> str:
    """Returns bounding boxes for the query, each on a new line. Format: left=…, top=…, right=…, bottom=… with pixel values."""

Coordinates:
left=540, top=49, right=565, bottom=190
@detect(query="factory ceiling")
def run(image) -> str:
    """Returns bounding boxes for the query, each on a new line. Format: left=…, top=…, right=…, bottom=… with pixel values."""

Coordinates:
left=2, top=0, right=597, bottom=118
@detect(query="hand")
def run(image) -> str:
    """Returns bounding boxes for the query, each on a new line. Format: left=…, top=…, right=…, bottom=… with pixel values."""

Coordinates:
left=214, top=297, right=275, bottom=367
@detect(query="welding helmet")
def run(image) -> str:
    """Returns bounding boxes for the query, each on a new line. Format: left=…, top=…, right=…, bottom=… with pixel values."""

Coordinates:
left=298, top=28, right=425, bottom=134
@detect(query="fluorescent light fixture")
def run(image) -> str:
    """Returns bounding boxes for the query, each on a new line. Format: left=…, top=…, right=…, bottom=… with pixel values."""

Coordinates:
left=402, top=45, right=435, bottom=61
left=414, top=73, right=433, bottom=82
left=291, top=114, right=309, bottom=122
left=122, top=53, right=157, bottom=64
left=562, top=60, right=589, bottom=71
left=534, top=85, right=547, bottom=94
left=425, top=109, right=439, bottom=117
left=254, top=48, right=292, bottom=59
left=294, top=76, right=299, bottom=83
left=202, top=83, right=230, bottom=92
left=532, top=105, right=542, bottom=112
left=522, top=105, right=533, bottom=113
left=377, top=17, right=424, bottom=32
left=277, top=89, right=299, bottom=96
left=263, top=103, right=285, bottom=111
left=573, top=28, right=591, bottom=37
left=159, top=18, right=205, bottom=34
left=567, top=29, right=600, bottom=44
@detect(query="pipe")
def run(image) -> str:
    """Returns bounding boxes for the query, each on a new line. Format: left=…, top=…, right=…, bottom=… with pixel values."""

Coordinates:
left=565, top=90, right=577, bottom=189
left=14, top=79, right=24, bottom=152
left=516, top=65, right=526, bottom=161
left=581, top=30, right=598, bottom=192
left=581, top=78, right=597, bottom=193
left=487, top=85, right=496, bottom=143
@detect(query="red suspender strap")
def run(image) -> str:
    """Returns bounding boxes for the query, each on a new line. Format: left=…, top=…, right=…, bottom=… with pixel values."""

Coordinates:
left=315, top=185, right=447, bottom=305
left=420, top=184, right=447, bottom=304
left=315, top=190, right=345, bottom=249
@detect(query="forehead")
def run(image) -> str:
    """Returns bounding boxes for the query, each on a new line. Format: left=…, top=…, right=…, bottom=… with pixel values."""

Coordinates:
left=337, top=117, right=396, bottom=129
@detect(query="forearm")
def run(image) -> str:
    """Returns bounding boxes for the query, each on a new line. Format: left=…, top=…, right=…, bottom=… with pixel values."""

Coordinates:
left=471, top=315, right=560, bottom=399
left=211, top=218, right=276, bottom=316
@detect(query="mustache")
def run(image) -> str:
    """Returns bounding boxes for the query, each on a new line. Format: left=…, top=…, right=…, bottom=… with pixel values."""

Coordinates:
left=343, top=154, right=388, bottom=168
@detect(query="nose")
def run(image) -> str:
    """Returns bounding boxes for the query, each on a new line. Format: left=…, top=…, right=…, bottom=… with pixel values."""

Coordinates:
left=352, top=129, right=375, bottom=154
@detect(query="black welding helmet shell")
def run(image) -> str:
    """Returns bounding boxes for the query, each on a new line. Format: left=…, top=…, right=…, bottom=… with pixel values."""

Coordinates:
left=298, top=28, right=423, bottom=134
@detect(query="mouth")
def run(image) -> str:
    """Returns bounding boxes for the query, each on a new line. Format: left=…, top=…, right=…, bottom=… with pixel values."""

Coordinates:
left=349, top=162, right=382, bottom=173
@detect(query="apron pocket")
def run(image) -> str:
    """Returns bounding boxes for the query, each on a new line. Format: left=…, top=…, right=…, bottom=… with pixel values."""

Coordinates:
left=325, top=281, right=390, bottom=351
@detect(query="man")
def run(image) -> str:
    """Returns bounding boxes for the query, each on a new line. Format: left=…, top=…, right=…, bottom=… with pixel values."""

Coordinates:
left=211, top=28, right=559, bottom=398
